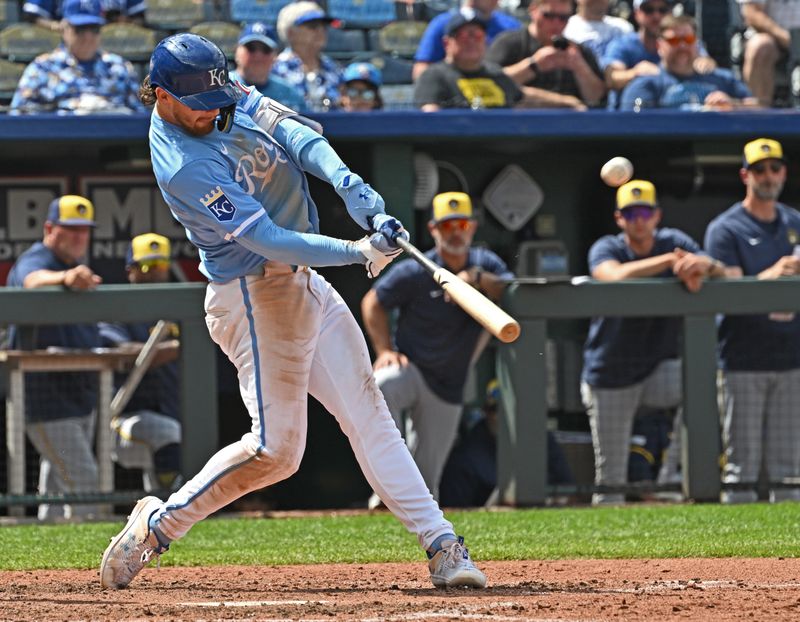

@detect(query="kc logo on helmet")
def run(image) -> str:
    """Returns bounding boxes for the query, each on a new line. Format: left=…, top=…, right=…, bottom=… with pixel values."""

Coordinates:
left=200, top=186, right=237, bottom=222
left=208, top=68, right=226, bottom=87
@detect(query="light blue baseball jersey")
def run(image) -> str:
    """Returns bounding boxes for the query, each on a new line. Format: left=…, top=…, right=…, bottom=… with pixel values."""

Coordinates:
left=150, top=97, right=363, bottom=282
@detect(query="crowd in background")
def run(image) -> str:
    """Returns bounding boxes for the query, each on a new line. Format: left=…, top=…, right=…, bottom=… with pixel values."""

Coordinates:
left=1, top=0, right=798, bottom=113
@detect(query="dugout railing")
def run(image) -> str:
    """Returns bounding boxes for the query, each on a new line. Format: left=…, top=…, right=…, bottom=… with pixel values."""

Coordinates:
left=497, top=276, right=800, bottom=506
left=0, top=283, right=217, bottom=511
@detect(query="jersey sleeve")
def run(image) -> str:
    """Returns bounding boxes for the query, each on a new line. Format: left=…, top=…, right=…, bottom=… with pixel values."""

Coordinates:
left=480, top=249, right=515, bottom=280
left=619, top=75, right=658, bottom=110
left=7, top=249, right=48, bottom=286
left=704, top=219, right=740, bottom=268
left=587, top=236, right=620, bottom=271
left=669, top=229, right=702, bottom=254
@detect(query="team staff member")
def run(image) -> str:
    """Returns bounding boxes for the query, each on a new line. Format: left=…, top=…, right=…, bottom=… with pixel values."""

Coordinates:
left=361, top=192, right=513, bottom=501
left=582, top=180, right=723, bottom=505
left=99, top=233, right=182, bottom=493
left=100, top=34, right=486, bottom=590
left=7, top=195, right=103, bottom=520
left=705, top=138, right=800, bottom=503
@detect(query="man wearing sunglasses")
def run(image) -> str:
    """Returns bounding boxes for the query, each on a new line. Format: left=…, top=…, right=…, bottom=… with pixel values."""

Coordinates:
left=361, top=192, right=513, bottom=504
left=619, top=14, right=757, bottom=110
left=485, top=0, right=606, bottom=108
left=98, top=233, right=183, bottom=496
left=232, top=22, right=306, bottom=112
left=11, top=0, right=143, bottom=114
left=582, top=179, right=723, bottom=505
left=705, top=138, right=800, bottom=504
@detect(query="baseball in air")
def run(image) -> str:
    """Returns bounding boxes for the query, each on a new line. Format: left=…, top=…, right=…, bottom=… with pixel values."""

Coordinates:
left=600, top=157, right=634, bottom=187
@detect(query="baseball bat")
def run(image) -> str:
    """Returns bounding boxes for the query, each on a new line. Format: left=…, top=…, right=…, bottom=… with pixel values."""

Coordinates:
left=394, top=237, right=521, bottom=343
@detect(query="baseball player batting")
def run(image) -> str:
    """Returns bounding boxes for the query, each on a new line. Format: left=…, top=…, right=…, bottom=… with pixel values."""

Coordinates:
left=100, top=33, right=486, bottom=590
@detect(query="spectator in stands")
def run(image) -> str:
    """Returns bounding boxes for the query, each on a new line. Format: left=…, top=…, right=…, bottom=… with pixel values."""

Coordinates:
left=412, top=0, right=520, bottom=81
left=361, top=192, right=513, bottom=502
left=415, top=10, right=578, bottom=110
left=6, top=195, right=103, bottom=520
left=582, top=179, right=724, bottom=505
left=23, top=0, right=145, bottom=32
left=231, top=22, right=306, bottom=112
left=563, top=0, right=633, bottom=61
left=485, top=0, right=607, bottom=109
left=99, top=233, right=182, bottom=494
left=738, top=0, right=800, bottom=106
left=340, top=62, right=383, bottom=111
left=272, top=1, right=342, bottom=111
left=438, top=379, right=574, bottom=508
left=619, top=15, right=757, bottom=110
left=603, top=0, right=716, bottom=109
left=705, top=138, right=800, bottom=504
left=11, top=0, right=144, bottom=114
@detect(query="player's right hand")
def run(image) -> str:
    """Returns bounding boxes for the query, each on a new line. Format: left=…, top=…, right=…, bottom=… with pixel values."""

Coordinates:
left=373, top=349, right=408, bottom=371
left=355, top=233, right=402, bottom=278
left=63, top=265, right=102, bottom=290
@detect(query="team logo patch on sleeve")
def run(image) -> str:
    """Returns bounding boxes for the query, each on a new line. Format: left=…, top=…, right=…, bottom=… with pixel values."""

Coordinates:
left=200, top=186, right=237, bottom=222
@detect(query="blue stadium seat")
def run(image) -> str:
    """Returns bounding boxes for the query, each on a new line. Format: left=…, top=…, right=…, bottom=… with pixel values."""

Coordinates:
left=371, top=53, right=412, bottom=84
left=0, top=0, right=20, bottom=28
left=324, top=27, right=367, bottom=61
left=230, top=0, right=292, bottom=25
left=100, top=23, right=158, bottom=62
left=378, top=20, right=427, bottom=58
left=327, top=0, right=396, bottom=28
left=190, top=21, right=241, bottom=59
left=145, top=0, right=214, bottom=30
left=0, top=24, right=61, bottom=63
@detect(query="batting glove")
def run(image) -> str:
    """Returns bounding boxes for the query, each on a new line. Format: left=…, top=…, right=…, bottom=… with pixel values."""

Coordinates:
left=370, top=214, right=410, bottom=248
left=336, top=174, right=385, bottom=230
left=356, top=232, right=402, bottom=278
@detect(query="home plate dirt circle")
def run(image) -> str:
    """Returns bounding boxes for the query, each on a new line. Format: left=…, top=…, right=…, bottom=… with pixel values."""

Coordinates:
left=2, top=559, right=799, bottom=620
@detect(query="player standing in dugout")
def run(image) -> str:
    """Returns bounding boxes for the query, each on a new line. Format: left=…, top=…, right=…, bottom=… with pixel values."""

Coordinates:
left=99, top=33, right=486, bottom=590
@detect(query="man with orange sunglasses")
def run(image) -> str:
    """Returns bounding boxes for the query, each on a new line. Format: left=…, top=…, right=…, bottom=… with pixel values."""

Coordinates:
left=620, top=14, right=758, bottom=110
left=361, top=192, right=513, bottom=504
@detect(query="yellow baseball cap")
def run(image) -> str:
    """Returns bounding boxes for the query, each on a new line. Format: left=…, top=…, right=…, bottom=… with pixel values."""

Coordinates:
left=47, top=195, right=95, bottom=227
left=743, top=138, right=784, bottom=167
left=617, top=180, right=657, bottom=210
left=432, top=192, right=473, bottom=223
left=127, top=233, right=171, bottom=267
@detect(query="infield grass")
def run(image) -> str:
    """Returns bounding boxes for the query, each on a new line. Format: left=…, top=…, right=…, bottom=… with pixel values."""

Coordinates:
left=1, top=503, right=799, bottom=570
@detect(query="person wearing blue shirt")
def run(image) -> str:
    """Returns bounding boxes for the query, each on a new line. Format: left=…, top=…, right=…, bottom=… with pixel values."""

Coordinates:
left=361, top=192, right=514, bottom=502
left=231, top=22, right=307, bottom=112
left=7, top=195, right=104, bottom=520
left=581, top=179, right=723, bottom=505
left=704, top=138, right=800, bottom=504
left=100, top=33, right=486, bottom=592
left=98, top=234, right=182, bottom=494
left=412, top=0, right=520, bottom=81
left=619, top=14, right=755, bottom=111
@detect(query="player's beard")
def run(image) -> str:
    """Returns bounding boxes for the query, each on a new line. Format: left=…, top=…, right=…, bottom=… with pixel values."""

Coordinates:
left=183, top=118, right=217, bottom=136
left=753, top=178, right=784, bottom=201
left=439, top=234, right=470, bottom=256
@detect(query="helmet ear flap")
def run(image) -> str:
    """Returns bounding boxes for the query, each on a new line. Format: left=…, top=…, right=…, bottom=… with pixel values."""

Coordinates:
left=216, top=103, right=236, bottom=132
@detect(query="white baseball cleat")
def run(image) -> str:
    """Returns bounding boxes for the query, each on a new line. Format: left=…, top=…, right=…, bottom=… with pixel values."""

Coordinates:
left=428, top=536, right=487, bottom=588
left=100, top=496, right=167, bottom=589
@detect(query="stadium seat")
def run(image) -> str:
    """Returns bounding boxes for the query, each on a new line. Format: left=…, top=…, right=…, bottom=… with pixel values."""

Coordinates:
left=100, top=23, right=158, bottom=62
left=0, top=0, right=20, bottom=28
left=0, top=24, right=61, bottom=63
left=229, top=0, right=292, bottom=25
left=377, top=20, right=426, bottom=58
left=371, top=53, right=412, bottom=84
left=145, top=0, right=214, bottom=31
left=327, top=0, right=396, bottom=28
left=190, top=21, right=240, bottom=59
left=380, top=83, right=414, bottom=109
left=0, top=57, right=24, bottom=103
left=324, top=27, right=367, bottom=61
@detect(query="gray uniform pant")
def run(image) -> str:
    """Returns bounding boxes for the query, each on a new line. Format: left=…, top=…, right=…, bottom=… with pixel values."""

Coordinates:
left=720, top=369, right=800, bottom=503
left=374, top=361, right=462, bottom=500
left=26, top=413, right=100, bottom=520
left=112, top=409, right=182, bottom=492
left=582, top=359, right=683, bottom=505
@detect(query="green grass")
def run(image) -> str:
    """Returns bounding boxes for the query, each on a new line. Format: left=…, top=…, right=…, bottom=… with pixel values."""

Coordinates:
left=2, top=503, right=799, bottom=570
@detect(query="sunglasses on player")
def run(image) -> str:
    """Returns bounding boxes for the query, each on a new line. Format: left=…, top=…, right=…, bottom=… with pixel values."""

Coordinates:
left=619, top=205, right=656, bottom=221
left=662, top=33, right=697, bottom=46
left=436, top=218, right=472, bottom=233
left=749, top=160, right=784, bottom=174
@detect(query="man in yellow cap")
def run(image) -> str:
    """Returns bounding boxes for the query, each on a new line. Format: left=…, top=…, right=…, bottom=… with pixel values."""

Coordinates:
left=361, top=192, right=514, bottom=504
left=705, top=138, right=800, bottom=504
left=581, top=179, right=723, bottom=505
left=99, top=233, right=182, bottom=494
left=6, top=194, right=103, bottom=520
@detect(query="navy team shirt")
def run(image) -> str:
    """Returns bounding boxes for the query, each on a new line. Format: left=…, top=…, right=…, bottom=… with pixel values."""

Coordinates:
left=7, top=242, right=101, bottom=422
left=582, top=228, right=701, bottom=389
left=374, top=247, right=513, bottom=404
left=705, top=202, right=800, bottom=371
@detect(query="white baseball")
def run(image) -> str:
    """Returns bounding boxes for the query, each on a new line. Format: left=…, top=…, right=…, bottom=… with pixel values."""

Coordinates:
left=600, top=157, right=634, bottom=187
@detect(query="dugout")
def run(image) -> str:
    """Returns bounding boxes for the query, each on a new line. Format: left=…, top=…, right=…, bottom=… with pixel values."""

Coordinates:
left=1, top=109, right=800, bottom=510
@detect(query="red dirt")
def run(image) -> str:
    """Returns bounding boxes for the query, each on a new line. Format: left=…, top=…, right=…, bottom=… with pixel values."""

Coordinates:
left=1, top=558, right=799, bottom=621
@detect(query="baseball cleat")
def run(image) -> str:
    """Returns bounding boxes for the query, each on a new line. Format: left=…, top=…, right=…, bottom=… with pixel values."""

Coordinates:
left=428, top=536, right=487, bottom=588
left=100, top=496, right=167, bottom=589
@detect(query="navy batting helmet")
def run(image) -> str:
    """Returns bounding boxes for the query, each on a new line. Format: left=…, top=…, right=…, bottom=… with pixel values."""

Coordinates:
left=149, top=33, right=243, bottom=110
